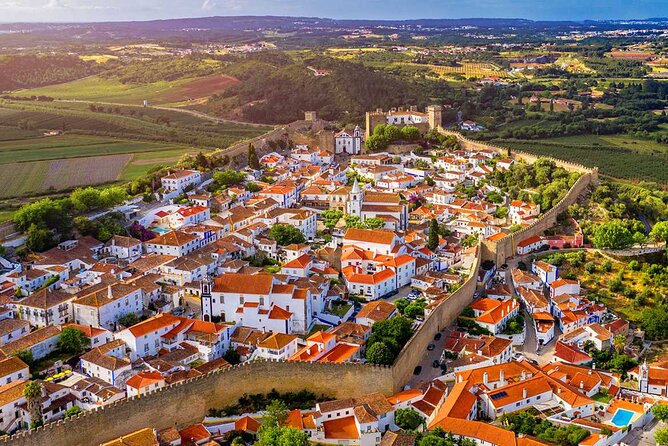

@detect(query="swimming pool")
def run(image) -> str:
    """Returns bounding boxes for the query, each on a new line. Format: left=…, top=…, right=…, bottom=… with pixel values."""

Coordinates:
left=151, top=227, right=171, bottom=235
left=610, top=408, right=635, bottom=427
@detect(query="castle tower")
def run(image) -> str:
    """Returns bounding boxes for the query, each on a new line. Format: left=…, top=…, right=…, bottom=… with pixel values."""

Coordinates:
left=347, top=179, right=363, bottom=217
left=365, top=110, right=386, bottom=139
left=200, top=275, right=213, bottom=322
left=640, top=359, right=649, bottom=393
left=427, top=105, right=443, bottom=130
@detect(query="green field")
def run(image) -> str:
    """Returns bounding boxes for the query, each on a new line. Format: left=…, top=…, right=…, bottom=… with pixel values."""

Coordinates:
left=494, top=135, right=668, bottom=184
left=119, top=149, right=201, bottom=181
left=12, top=76, right=195, bottom=105
left=0, top=135, right=189, bottom=164
left=0, top=102, right=271, bottom=149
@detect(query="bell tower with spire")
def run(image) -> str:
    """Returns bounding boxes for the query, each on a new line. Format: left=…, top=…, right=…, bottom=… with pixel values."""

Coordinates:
left=347, top=179, right=363, bottom=217
left=201, top=275, right=213, bottom=322
left=640, top=359, right=649, bottom=393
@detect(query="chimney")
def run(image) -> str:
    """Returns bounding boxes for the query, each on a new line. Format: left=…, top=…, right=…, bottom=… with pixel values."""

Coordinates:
left=522, top=388, right=527, bottom=399
left=592, top=362, right=596, bottom=370
left=107, top=285, right=113, bottom=299
left=521, top=371, right=527, bottom=380
left=458, top=374, right=463, bottom=383
left=483, top=371, right=489, bottom=385
left=557, top=387, right=562, bottom=394
left=499, top=369, right=505, bottom=385
left=580, top=381, right=584, bottom=389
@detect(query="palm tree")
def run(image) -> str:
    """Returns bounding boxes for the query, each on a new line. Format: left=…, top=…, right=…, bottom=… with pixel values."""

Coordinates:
left=613, top=334, right=627, bottom=353
left=23, top=380, right=43, bottom=428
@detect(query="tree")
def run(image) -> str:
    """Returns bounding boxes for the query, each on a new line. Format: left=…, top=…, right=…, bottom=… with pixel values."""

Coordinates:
left=256, top=426, right=309, bottom=446
left=16, top=350, right=33, bottom=367
left=400, top=126, right=421, bottom=141
left=322, top=209, right=343, bottom=230
left=650, top=221, right=668, bottom=243
left=428, top=218, right=439, bottom=251
left=25, top=224, right=55, bottom=252
left=23, top=381, right=43, bottom=428
left=213, top=169, right=246, bottom=187
left=247, top=143, right=260, bottom=170
left=592, top=221, right=634, bottom=250
left=223, top=348, right=241, bottom=365
left=263, top=400, right=289, bottom=428
left=64, top=405, right=82, bottom=419
left=366, top=342, right=394, bottom=365
left=395, top=408, right=424, bottom=430
left=612, top=334, right=626, bottom=353
left=269, top=224, right=305, bottom=246
left=58, top=327, right=90, bottom=355
left=656, top=428, right=668, bottom=445
left=654, top=404, right=668, bottom=423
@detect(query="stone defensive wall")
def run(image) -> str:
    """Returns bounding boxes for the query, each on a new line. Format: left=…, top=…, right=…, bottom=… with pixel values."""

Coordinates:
left=392, top=248, right=482, bottom=386
left=3, top=128, right=599, bottom=446
left=4, top=360, right=394, bottom=446
left=438, top=129, right=599, bottom=265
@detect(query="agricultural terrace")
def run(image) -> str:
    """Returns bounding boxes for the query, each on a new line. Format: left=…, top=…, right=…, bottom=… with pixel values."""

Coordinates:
left=493, top=135, right=668, bottom=184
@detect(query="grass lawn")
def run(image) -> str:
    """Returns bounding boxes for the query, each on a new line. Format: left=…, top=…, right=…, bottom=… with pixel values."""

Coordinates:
left=329, top=302, right=352, bottom=318
left=592, top=392, right=614, bottom=403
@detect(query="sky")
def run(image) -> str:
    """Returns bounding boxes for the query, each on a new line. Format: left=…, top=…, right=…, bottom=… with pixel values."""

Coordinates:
left=0, top=0, right=668, bottom=23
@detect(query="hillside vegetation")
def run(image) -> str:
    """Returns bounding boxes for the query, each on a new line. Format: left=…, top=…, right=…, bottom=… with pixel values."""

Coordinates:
left=205, top=53, right=443, bottom=124
left=0, top=54, right=99, bottom=92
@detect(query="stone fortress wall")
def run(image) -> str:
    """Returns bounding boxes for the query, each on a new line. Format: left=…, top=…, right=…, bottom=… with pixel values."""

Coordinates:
left=438, top=129, right=599, bottom=265
left=3, top=129, right=597, bottom=446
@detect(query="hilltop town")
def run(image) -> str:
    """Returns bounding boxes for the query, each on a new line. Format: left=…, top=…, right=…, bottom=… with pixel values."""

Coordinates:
left=0, top=101, right=665, bottom=446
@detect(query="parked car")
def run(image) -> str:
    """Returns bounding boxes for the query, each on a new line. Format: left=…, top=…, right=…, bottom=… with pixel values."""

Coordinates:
left=427, top=344, right=435, bottom=351
left=432, top=360, right=441, bottom=368
left=434, top=333, right=442, bottom=341
left=413, top=366, right=422, bottom=375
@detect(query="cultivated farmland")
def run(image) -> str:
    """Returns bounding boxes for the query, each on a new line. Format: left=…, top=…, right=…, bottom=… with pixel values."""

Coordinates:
left=494, top=135, right=668, bottom=184
left=11, top=73, right=241, bottom=106
left=406, top=62, right=508, bottom=78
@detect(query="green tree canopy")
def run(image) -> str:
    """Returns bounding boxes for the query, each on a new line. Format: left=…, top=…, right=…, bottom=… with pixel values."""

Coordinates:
left=592, top=220, right=634, bottom=249
left=365, top=341, right=394, bottom=365
left=58, top=327, right=91, bottom=355
left=395, top=408, right=424, bottom=430
left=650, top=221, right=668, bottom=243
left=269, top=224, right=305, bottom=246
left=428, top=218, right=439, bottom=251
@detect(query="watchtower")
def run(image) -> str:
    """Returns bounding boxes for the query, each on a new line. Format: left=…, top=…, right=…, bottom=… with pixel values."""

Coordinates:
left=427, top=105, right=443, bottom=130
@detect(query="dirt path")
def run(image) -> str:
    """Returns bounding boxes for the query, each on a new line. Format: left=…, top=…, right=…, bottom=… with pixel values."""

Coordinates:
left=55, top=99, right=274, bottom=128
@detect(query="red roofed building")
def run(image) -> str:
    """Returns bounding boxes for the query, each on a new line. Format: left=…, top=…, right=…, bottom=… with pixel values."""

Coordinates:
left=126, top=371, right=165, bottom=397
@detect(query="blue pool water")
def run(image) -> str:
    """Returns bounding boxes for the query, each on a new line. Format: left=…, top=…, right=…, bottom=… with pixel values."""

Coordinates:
left=610, top=409, right=635, bottom=427
left=151, top=227, right=171, bottom=235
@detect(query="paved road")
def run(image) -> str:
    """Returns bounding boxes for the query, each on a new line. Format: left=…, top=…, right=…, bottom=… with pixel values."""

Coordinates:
left=503, top=258, right=559, bottom=366
left=407, top=326, right=453, bottom=388
left=624, top=418, right=659, bottom=446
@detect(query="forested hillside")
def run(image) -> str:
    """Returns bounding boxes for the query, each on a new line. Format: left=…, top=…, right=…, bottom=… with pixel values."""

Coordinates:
left=0, top=54, right=99, bottom=92
left=205, top=54, right=447, bottom=124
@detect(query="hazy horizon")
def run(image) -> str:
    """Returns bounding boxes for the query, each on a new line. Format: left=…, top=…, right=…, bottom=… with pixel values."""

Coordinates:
left=1, top=0, right=668, bottom=24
